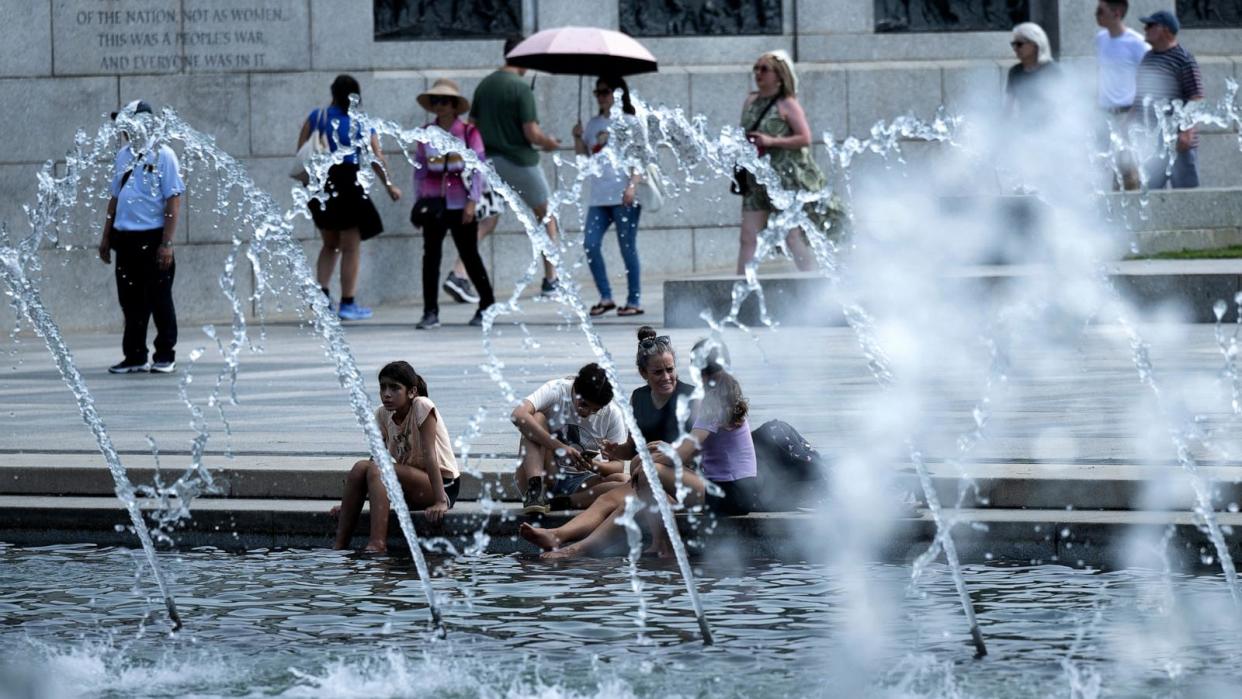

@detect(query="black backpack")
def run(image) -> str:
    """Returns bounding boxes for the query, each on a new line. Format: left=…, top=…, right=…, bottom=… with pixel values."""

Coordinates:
left=751, top=419, right=828, bottom=510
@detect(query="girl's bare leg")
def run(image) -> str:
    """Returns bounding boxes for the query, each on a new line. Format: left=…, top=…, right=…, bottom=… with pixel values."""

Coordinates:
left=642, top=507, right=674, bottom=558
left=338, top=228, right=363, bottom=298
left=646, top=462, right=707, bottom=510
left=317, top=229, right=341, bottom=289
left=520, top=487, right=630, bottom=550
left=785, top=227, right=817, bottom=271
left=542, top=501, right=630, bottom=560
left=737, top=209, right=770, bottom=274
left=365, top=462, right=439, bottom=552
left=333, top=460, right=372, bottom=549
left=567, top=473, right=629, bottom=509
left=635, top=464, right=703, bottom=557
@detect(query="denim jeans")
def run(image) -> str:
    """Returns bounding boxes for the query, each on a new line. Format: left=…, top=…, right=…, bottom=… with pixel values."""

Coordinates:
left=1144, top=146, right=1199, bottom=189
left=583, top=204, right=642, bottom=307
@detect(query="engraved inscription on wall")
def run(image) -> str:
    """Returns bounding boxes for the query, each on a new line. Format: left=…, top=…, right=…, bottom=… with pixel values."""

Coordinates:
left=875, top=0, right=1030, bottom=33
left=374, top=0, right=522, bottom=40
left=620, top=0, right=782, bottom=37
left=1177, top=0, right=1242, bottom=28
left=57, top=1, right=304, bottom=74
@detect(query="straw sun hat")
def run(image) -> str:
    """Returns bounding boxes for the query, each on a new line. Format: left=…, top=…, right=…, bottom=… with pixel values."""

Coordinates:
left=417, top=78, right=470, bottom=114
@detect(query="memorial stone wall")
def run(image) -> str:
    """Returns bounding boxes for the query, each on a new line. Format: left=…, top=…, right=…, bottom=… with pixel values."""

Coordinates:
left=0, top=0, right=1239, bottom=329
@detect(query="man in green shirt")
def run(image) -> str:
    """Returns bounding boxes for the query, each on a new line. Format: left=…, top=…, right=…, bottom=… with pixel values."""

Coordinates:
left=471, top=36, right=564, bottom=296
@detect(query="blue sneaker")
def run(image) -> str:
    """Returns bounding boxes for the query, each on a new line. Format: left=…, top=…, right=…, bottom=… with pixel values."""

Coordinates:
left=338, top=301, right=373, bottom=321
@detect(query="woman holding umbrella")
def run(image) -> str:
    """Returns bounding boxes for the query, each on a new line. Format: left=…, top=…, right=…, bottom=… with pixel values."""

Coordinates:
left=735, top=50, right=840, bottom=275
left=574, top=76, right=646, bottom=317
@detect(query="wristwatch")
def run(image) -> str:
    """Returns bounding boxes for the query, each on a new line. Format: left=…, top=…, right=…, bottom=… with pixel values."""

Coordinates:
left=159, top=241, right=173, bottom=249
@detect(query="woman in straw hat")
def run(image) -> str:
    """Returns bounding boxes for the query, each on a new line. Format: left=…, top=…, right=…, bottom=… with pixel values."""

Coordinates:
left=411, top=78, right=495, bottom=329
left=736, top=50, right=842, bottom=275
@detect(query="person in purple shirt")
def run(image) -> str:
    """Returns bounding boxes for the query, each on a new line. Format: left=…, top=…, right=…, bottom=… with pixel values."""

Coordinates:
left=410, top=78, right=495, bottom=329
left=638, top=340, right=759, bottom=525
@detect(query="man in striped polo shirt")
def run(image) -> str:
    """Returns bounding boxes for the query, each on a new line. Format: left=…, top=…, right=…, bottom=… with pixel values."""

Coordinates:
left=1134, top=9, right=1203, bottom=189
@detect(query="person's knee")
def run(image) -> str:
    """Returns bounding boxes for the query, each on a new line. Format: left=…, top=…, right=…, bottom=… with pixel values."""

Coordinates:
left=529, top=411, right=550, bottom=430
left=349, top=459, right=372, bottom=480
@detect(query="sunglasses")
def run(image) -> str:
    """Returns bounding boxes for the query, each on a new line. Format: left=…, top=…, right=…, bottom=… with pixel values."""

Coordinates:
left=752, top=64, right=773, bottom=74
left=428, top=95, right=455, bottom=106
left=639, top=335, right=672, bottom=350
left=1010, top=40, right=1029, bottom=48
left=594, top=88, right=612, bottom=96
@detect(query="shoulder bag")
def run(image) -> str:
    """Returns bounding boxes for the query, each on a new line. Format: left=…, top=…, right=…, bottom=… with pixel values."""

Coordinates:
left=636, top=162, right=665, bottom=212
left=729, top=97, right=778, bottom=196
left=411, top=123, right=478, bottom=229
left=290, top=106, right=330, bottom=185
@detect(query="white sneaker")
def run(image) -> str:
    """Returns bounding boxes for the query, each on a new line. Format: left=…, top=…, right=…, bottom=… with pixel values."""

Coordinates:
left=150, top=360, right=177, bottom=374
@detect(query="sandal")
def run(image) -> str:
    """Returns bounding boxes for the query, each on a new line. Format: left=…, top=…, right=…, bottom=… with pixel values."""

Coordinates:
left=617, top=306, right=645, bottom=316
left=589, top=301, right=617, bottom=316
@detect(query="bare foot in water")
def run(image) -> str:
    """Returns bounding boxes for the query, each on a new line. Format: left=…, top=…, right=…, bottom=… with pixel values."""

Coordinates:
left=328, top=505, right=341, bottom=519
left=642, top=544, right=675, bottom=559
left=364, top=542, right=387, bottom=554
left=540, top=544, right=584, bottom=560
left=519, top=522, right=560, bottom=551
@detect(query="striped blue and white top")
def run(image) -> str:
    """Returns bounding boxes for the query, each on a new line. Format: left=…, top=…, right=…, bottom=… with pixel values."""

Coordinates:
left=1135, top=44, right=1204, bottom=145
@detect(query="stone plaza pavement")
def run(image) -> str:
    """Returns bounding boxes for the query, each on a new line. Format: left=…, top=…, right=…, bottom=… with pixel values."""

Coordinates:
left=3, top=279, right=1242, bottom=568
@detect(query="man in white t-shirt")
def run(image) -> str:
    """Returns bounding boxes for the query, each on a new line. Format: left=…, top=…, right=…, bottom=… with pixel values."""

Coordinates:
left=1095, top=0, right=1148, bottom=189
left=511, top=363, right=629, bottom=515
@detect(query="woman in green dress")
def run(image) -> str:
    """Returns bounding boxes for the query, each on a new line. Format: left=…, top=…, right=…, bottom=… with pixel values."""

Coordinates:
left=737, top=50, right=841, bottom=274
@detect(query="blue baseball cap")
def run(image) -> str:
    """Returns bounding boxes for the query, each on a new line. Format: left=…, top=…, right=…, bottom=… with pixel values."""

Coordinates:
left=1140, top=10, right=1180, bottom=34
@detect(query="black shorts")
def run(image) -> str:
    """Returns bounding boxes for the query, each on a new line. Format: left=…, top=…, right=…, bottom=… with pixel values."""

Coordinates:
left=308, top=162, right=384, bottom=239
left=443, top=478, right=461, bottom=508
left=704, top=477, right=758, bottom=516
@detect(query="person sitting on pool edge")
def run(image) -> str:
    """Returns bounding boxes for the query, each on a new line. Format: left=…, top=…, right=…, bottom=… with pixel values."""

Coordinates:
left=332, top=361, right=459, bottom=553
left=519, top=326, right=699, bottom=554
left=525, top=337, right=758, bottom=560
left=512, top=362, right=630, bottom=515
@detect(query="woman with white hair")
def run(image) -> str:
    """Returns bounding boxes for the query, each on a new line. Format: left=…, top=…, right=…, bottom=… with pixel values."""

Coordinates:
left=734, top=50, right=842, bottom=275
left=1005, top=22, right=1064, bottom=126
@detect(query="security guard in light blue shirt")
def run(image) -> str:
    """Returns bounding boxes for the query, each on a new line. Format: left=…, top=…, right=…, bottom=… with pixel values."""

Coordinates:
left=97, top=100, right=186, bottom=375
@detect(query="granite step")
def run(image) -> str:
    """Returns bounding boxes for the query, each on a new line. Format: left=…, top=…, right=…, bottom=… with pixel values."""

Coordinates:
left=1, top=495, right=1240, bottom=571
left=663, top=259, right=1242, bottom=327
left=5, top=453, right=1242, bottom=511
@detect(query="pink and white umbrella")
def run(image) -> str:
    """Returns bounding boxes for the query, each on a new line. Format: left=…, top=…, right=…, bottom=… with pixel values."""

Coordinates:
left=506, top=26, right=658, bottom=77
left=506, top=26, right=658, bottom=120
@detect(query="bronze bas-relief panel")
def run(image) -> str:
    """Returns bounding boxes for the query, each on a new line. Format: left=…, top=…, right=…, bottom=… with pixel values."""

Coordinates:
left=875, top=0, right=1029, bottom=32
left=1177, top=0, right=1242, bottom=28
left=620, top=0, right=782, bottom=37
left=374, top=0, right=521, bottom=40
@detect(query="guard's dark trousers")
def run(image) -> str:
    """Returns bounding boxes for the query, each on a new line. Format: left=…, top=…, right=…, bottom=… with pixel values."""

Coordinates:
left=113, top=228, right=177, bottom=364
